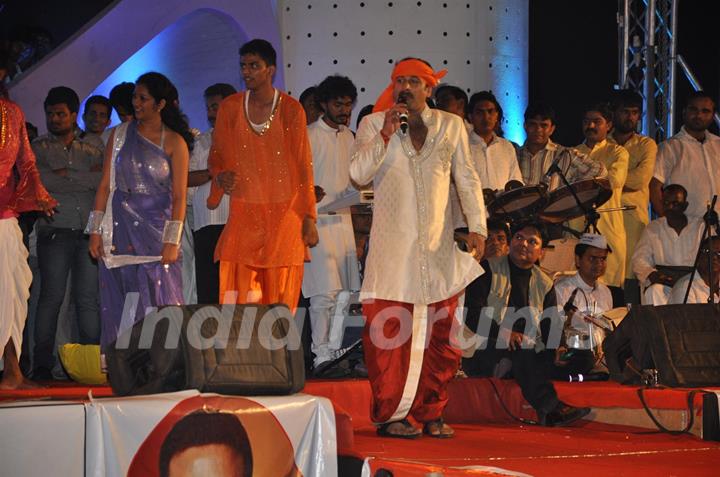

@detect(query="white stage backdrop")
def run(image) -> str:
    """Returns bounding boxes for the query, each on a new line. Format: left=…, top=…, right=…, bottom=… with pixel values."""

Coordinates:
left=279, top=0, right=529, bottom=143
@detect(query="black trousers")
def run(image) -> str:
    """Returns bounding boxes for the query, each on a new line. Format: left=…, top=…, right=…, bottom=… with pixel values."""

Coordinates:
left=193, top=224, right=224, bottom=304
left=462, top=320, right=560, bottom=414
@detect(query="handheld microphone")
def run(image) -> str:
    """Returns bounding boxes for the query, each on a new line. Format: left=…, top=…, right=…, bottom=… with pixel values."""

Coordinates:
left=563, top=287, right=580, bottom=315
left=397, top=92, right=410, bottom=134
left=568, top=372, right=609, bottom=382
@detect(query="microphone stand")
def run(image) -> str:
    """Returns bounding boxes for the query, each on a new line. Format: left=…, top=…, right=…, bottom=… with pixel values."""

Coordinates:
left=544, top=150, right=601, bottom=233
left=683, top=195, right=718, bottom=304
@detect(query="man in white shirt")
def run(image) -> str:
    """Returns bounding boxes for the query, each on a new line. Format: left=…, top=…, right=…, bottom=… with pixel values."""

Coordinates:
left=554, top=234, right=614, bottom=377
left=188, top=83, right=236, bottom=303
left=632, top=184, right=704, bottom=305
left=467, top=91, right=522, bottom=193
left=670, top=235, right=720, bottom=304
left=351, top=58, right=486, bottom=439
left=650, top=91, right=720, bottom=219
left=302, top=75, right=362, bottom=375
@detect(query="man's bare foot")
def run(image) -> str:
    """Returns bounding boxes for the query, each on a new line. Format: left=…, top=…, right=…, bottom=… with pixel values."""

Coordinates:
left=20, top=377, right=44, bottom=390
left=0, top=373, right=24, bottom=390
left=0, top=375, right=44, bottom=390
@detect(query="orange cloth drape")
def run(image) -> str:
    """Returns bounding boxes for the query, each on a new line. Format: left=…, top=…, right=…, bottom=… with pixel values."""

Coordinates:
left=218, top=261, right=303, bottom=311
left=207, top=91, right=317, bottom=268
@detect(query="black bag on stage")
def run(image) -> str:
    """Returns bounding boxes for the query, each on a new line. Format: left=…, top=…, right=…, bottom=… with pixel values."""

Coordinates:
left=105, top=304, right=305, bottom=396
left=604, top=303, right=720, bottom=387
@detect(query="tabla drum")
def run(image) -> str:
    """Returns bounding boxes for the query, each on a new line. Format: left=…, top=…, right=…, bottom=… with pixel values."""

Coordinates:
left=487, top=185, right=547, bottom=222
left=539, top=178, right=612, bottom=224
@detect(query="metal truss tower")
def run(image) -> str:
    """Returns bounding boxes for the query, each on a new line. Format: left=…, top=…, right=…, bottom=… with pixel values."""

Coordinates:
left=617, top=0, right=677, bottom=142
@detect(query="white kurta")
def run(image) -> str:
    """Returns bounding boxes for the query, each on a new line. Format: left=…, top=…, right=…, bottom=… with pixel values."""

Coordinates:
left=654, top=127, right=720, bottom=219
left=631, top=216, right=704, bottom=304
left=670, top=273, right=720, bottom=304
left=190, top=129, right=230, bottom=231
left=350, top=107, right=487, bottom=305
left=468, top=131, right=522, bottom=192
left=554, top=273, right=613, bottom=349
left=302, top=118, right=361, bottom=297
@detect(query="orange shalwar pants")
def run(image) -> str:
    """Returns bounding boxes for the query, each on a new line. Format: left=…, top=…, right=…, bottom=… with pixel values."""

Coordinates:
left=219, top=261, right=303, bottom=313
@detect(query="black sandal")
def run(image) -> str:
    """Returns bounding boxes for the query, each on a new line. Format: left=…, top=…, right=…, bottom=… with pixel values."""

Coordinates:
left=376, top=419, right=422, bottom=439
left=423, top=418, right=454, bottom=438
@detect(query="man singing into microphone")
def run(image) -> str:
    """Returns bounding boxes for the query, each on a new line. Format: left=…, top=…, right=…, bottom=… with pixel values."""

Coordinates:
left=350, top=58, right=487, bottom=439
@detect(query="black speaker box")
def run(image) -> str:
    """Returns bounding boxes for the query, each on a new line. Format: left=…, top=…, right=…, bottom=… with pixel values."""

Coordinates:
left=105, top=303, right=305, bottom=396
left=604, top=304, right=720, bottom=387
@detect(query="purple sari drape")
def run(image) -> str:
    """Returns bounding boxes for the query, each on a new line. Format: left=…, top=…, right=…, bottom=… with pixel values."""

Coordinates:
left=99, top=122, right=183, bottom=348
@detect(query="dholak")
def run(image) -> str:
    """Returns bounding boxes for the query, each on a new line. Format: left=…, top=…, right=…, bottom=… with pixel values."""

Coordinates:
left=539, top=178, right=612, bottom=224
left=487, top=185, right=547, bottom=222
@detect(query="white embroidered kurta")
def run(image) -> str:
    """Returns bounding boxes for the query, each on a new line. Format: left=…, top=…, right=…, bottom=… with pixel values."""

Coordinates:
left=654, top=127, right=720, bottom=219
left=670, top=273, right=720, bottom=304
left=350, top=107, right=487, bottom=304
left=302, top=118, right=361, bottom=297
left=554, top=272, right=613, bottom=348
left=468, top=131, right=522, bottom=192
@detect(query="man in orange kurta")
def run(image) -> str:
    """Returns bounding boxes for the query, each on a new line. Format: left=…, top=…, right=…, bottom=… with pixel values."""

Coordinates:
left=207, top=39, right=317, bottom=309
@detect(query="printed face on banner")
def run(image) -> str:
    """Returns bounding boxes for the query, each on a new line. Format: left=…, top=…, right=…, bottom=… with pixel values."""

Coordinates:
left=127, top=396, right=303, bottom=477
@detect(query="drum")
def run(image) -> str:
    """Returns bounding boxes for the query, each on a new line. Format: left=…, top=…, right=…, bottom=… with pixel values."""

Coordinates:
left=539, top=178, right=612, bottom=224
left=487, top=185, right=547, bottom=222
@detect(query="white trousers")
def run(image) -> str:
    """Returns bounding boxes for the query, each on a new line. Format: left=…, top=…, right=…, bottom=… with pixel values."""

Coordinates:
left=308, top=290, right=349, bottom=367
left=642, top=283, right=672, bottom=306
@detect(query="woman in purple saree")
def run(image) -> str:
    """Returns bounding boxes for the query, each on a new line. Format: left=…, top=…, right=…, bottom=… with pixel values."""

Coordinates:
left=88, top=72, right=192, bottom=348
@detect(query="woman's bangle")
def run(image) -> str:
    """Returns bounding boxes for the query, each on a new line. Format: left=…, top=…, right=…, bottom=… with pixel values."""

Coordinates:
left=84, top=210, right=105, bottom=235
left=162, top=220, right=183, bottom=245
left=380, top=130, right=390, bottom=144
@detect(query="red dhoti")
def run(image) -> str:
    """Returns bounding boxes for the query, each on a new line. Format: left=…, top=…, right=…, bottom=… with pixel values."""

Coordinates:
left=362, top=294, right=461, bottom=424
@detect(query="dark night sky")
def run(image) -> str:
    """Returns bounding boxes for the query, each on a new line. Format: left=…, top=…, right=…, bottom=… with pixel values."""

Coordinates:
left=3, top=0, right=717, bottom=144
left=529, top=0, right=719, bottom=145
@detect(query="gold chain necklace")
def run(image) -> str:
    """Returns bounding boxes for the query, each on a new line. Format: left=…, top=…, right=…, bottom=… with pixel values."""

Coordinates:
left=245, top=90, right=279, bottom=136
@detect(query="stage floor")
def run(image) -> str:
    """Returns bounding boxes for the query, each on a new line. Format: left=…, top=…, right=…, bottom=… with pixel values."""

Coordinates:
left=2, top=377, right=719, bottom=476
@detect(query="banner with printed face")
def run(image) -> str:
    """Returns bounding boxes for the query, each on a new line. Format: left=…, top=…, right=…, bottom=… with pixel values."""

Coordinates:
left=85, top=390, right=337, bottom=477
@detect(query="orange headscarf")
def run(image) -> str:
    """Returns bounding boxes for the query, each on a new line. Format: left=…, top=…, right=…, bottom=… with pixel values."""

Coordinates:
left=372, top=59, right=448, bottom=112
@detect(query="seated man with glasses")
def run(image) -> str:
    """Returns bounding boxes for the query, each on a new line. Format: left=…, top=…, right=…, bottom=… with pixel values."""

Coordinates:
left=462, top=220, right=590, bottom=426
